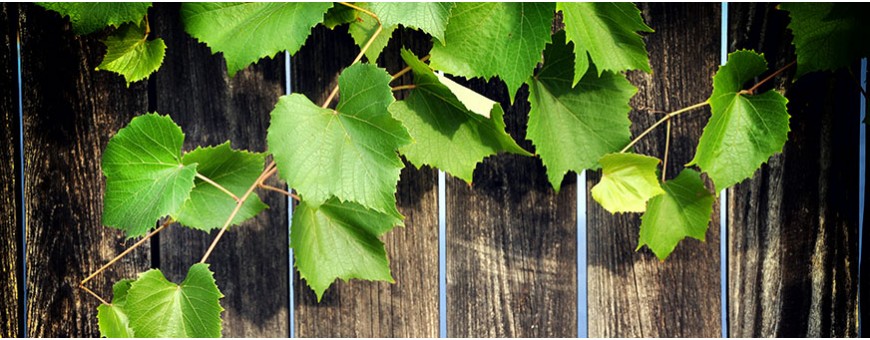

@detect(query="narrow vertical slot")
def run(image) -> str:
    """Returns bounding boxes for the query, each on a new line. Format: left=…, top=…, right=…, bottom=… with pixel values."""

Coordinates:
left=858, top=57, right=866, bottom=337
left=285, top=50, right=295, bottom=339
left=719, top=2, right=729, bottom=338
left=16, top=28, right=29, bottom=338
left=438, top=169, right=447, bottom=338
left=577, top=171, right=587, bottom=338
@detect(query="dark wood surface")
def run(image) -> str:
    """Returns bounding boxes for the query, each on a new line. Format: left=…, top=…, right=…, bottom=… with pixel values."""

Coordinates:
left=151, top=3, right=290, bottom=337
left=727, top=3, right=860, bottom=337
left=444, top=59, right=578, bottom=338
left=4, top=3, right=864, bottom=337
left=292, top=25, right=440, bottom=338
left=0, top=3, right=20, bottom=338
left=18, top=3, right=151, bottom=337
left=586, top=3, right=722, bottom=337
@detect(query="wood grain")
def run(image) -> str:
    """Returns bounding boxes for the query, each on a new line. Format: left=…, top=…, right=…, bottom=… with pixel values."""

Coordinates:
left=150, top=3, right=290, bottom=337
left=586, top=3, right=722, bottom=337
left=293, top=25, right=440, bottom=338
left=445, top=62, right=578, bottom=337
left=18, top=3, right=151, bottom=337
left=0, top=3, right=20, bottom=337
left=727, top=4, right=860, bottom=337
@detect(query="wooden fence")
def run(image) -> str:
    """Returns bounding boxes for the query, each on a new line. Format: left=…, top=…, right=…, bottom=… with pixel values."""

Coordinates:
left=0, top=3, right=864, bottom=337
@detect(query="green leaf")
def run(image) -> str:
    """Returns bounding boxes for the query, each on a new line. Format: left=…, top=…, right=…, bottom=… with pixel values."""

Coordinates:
left=96, top=21, right=166, bottom=86
left=322, top=4, right=358, bottom=29
left=557, top=2, right=653, bottom=85
left=527, top=31, right=636, bottom=190
left=173, top=142, right=268, bottom=231
left=780, top=3, right=870, bottom=77
left=97, top=280, right=135, bottom=338
left=37, top=2, right=151, bottom=35
left=638, top=169, right=714, bottom=261
left=102, top=113, right=197, bottom=238
left=591, top=153, right=665, bottom=213
left=689, top=50, right=790, bottom=191
left=429, top=3, right=555, bottom=101
left=268, top=63, right=410, bottom=217
left=365, top=2, right=454, bottom=42
left=390, top=49, right=530, bottom=182
left=292, top=198, right=400, bottom=301
left=180, top=3, right=333, bottom=76
left=347, top=13, right=396, bottom=63
left=126, top=263, right=224, bottom=338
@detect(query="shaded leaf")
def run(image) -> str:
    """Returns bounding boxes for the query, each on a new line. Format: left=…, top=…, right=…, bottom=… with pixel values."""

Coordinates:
left=96, top=21, right=165, bottom=85
left=37, top=2, right=150, bottom=35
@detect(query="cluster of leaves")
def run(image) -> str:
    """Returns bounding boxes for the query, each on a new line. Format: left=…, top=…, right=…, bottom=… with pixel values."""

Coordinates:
left=38, top=2, right=870, bottom=337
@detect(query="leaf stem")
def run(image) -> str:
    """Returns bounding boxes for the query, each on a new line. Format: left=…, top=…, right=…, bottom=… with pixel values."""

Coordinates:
left=390, top=55, right=430, bottom=81
left=740, top=60, right=796, bottom=95
left=200, top=162, right=278, bottom=263
left=620, top=101, right=710, bottom=153
left=662, top=118, right=672, bottom=182
left=80, top=219, right=172, bottom=287
left=391, top=84, right=416, bottom=92
left=81, top=285, right=111, bottom=306
left=196, top=173, right=240, bottom=202
left=258, top=183, right=301, bottom=201
left=322, top=2, right=383, bottom=109
left=848, top=67, right=869, bottom=99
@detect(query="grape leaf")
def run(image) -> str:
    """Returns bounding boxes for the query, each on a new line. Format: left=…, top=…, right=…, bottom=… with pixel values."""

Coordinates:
left=365, top=2, right=454, bottom=42
left=173, top=142, right=267, bottom=231
left=638, top=169, right=714, bottom=261
left=37, top=2, right=151, bottom=35
left=348, top=13, right=396, bottom=63
left=322, top=4, right=358, bottom=29
left=126, top=263, right=223, bottom=338
left=97, top=279, right=135, bottom=338
left=102, top=113, right=197, bottom=238
left=780, top=3, right=870, bottom=77
left=557, top=2, right=653, bottom=86
left=429, top=2, right=555, bottom=101
left=689, top=50, right=790, bottom=191
left=591, top=153, right=665, bottom=213
left=268, top=63, right=410, bottom=217
left=527, top=31, right=636, bottom=190
left=292, top=198, right=400, bottom=301
left=96, top=21, right=166, bottom=86
left=390, top=49, right=530, bottom=182
left=180, top=3, right=332, bottom=76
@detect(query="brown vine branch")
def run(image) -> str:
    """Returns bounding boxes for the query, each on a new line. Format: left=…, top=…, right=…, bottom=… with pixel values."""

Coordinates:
left=81, top=285, right=110, bottom=306
left=322, top=2, right=383, bottom=108
left=200, top=162, right=278, bottom=263
left=196, top=173, right=240, bottom=202
left=620, top=102, right=709, bottom=153
left=391, top=55, right=430, bottom=81
left=662, top=118, right=672, bottom=182
left=392, top=84, right=416, bottom=92
left=80, top=218, right=172, bottom=304
left=258, top=183, right=301, bottom=201
left=740, top=60, right=796, bottom=95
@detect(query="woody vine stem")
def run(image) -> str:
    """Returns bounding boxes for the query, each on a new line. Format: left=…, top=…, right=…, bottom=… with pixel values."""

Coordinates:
left=78, top=7, right=797, bottom=305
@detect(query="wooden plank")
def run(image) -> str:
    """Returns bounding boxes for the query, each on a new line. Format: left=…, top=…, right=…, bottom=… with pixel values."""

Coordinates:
left=444, top=53, right=578, bottom=339
left=727, top=3, right=860, bottom=337
left=18, top=3, right=151, bottom=337
left=0, top=3, right=20, bottom=337
left=149, top=4, right=289, bottom=337
left=293, top=25, right=440, bottom=337
left=586, top=3, right=722, bottom=337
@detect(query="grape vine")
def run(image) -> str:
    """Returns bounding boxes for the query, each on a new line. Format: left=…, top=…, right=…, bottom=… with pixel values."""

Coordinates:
left=35, top=2, right=870, bottom=337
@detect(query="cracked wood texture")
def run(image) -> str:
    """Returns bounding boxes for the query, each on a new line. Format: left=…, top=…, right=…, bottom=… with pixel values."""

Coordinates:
left=727, top=3, right=860, bottom=337
left=0, top=3, right=20, bottom=337
left=586, top=3, right=722, bottom=337
left=18, top=3, right=151, bottom=337
left=292, top=25, right=440, bottom=338
left=151, top=3, right=290, bottom=337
